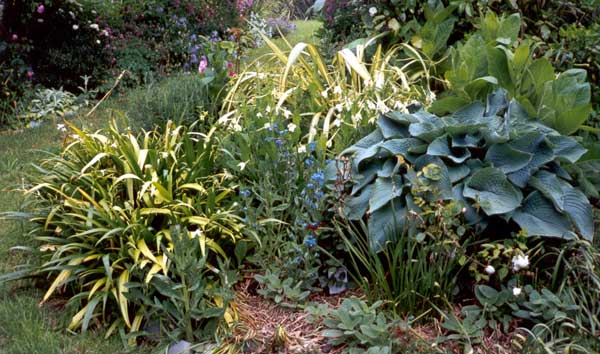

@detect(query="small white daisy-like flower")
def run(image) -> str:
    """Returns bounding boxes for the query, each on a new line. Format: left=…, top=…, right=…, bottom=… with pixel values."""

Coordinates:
left=297, top=145, right=307, bottom=153
left=287, top=123, right=297, bottom=132
left=320, top=90, right=328, bottom=99
left=335, top=104, right=343, bottom=113
left=256, top=112, right=263, bottom=118
left=72, top=24, right=79, bottom=30
left=96, top=40, right=101, bottom=44
left=333, top=85, right=342, bottom=95
left=90, top=23, right=99, bottom=31
left=233, top=123, right=242, bottom=132
left=485, top=265, right=495, bottom=275
left=512, top=287, right=522, bottom=296
left=367, top=100, right=377, bottom=110
left=56, top=123, right=67, bottom=132
left=512, top=254, right=530, bottom=272
left=332, top=119, right=342, bottom=127
left=369, top=6, right=378, bottom=16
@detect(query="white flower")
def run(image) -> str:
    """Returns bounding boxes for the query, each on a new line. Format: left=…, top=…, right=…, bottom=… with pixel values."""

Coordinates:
left=287, top=123, right=297, bottom=132
left=56, top=123, right=67, bottom=132
left=266, top=105, right=271, bottom=113
left=377, top=100, right=390, bottom=113
left=232, top=123, right=242, bottom=132
left=297, top=145, right=306, bottom=153
left=335, top=103, right=343, bottom=113
left=367, top=100, right=377, bottom=110
left=369, top=6, right=378, bottom=16
left=283, top=109, right=292, bottom=119
left=374, top=72, right=384, bottom=90
left=332, top=119, right=342, bottom=127
left=256, top=112, right=263, bottom=118
left=512, top=254, right=530, bottom=272
left=96, top=40, right=101, bottom=44
left=263, top=122, right=271, bottom=129
left=190, top=229, right=202, bottom=238
left=485, top=265, right=495, bottom=275
left=512, top=287, right=522, bottom=296
left=110, top=142, right=117, bottom=148
left=333, top=85, right=342, bottom=95
left=351, top=112, right=362, bottom=123
left=101, top=29, right=109, bottom=37
left=326, top=140, right=332, bottom=148
left=90, top=23, right=99, bottom=31
left=237, top=161, right=247, bottom=171
left=321, top=90, right=328, bottom=99
left=72, top=24, right=79, bottom=30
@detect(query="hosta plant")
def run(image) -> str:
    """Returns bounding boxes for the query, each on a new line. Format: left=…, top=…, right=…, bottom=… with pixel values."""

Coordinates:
left=329, top=89, right=594, bottom=251
left=1, top=119, right=251, bottom=340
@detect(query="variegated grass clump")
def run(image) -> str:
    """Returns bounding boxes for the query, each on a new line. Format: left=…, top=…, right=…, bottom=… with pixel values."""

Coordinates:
left=2, top=118, right=254, bottom=341
left=221, top=34, right=434, bottom=153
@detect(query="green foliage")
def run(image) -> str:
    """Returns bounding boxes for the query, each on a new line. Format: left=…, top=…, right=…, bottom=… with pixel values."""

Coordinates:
left=126, top=226, right=236, bottom=344
left=123, top=73, right=220, bottom=131
left=21, top=87, right=80, bottom=122
left=331, top=89, right=593, bottom=252
left=305, top=297, right=397, bottom=352
left=254, top=268, right=311, bottom=307
left=0, top=120, right=250, bottom=340
left=433, top=12, right=593, bottom=135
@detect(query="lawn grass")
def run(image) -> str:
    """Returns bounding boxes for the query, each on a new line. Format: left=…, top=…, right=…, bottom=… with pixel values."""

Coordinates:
left=0, top=19, right=322, bottom=354
left=246, top=20, right=322, bottom=62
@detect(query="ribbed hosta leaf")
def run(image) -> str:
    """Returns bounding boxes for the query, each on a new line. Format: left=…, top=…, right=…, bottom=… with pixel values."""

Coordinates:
left=512, top=192, right=576, bottom=239
left=463, top=167, right=523, bottom=215
left=368, top=199, right=406, bottom=252
left=369, top=176, right=404, bottom=213
left=485, top=143, right=532, bottom=173
left=427, top=135, right=471, bottom=163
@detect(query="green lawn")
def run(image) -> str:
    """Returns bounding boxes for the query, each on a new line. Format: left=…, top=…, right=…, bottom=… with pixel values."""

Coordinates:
left=246, top=20, right=322, bottom=61
left=0, top=20, right=321, bottom=354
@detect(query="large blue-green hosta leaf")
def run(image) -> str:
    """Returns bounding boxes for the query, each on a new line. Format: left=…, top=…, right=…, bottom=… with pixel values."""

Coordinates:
left=528, top=171, right=593, bottom=240
left=485, top=143, right=532, bottom=173
left=368, top=199, right=407, bottom=252
left=512, top=192, right=576, bottom=239
left=463, top=167, right=523, bottom=215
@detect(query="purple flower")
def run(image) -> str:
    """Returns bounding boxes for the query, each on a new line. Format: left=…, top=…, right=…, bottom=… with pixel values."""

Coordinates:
left=37, top=4, right=45, bottom=14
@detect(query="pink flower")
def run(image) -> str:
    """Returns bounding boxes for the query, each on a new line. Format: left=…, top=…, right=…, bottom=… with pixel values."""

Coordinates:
left=228, top=70, right=235, bottom=77
left=11, top=34, right=18, bottom=41
left=26, top=70, right=34, bottom=79
left=37, top=4, right=45, bottom=14
left=227, top=61, right=233, bottom=68
left=198, top=56, right=208, bottom=74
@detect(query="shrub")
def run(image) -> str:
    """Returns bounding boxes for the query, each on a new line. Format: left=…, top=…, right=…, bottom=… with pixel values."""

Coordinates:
left=329, top=89, right=594, bottom=252
left=432, top=13, right=593, bottom=136
left=1, top=120, right=252, bottom=340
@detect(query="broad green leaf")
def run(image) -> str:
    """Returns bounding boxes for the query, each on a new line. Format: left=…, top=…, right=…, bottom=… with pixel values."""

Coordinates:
left=344, top=184, right=373, bottom=220
left=368, top=199, right=406, bottom=253
left=512, top=192, right=575, bottom=239
left=485, top=143, right=532, bottom=173
left=369, top=176, right=403, bottom=213
left=463, top=167, right=523, bottom=215
left=427, top=134, right=471, bottom=163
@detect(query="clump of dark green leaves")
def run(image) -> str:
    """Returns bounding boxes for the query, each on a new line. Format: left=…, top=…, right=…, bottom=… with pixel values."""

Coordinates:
left=329, top=89, right=593, bottom=251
